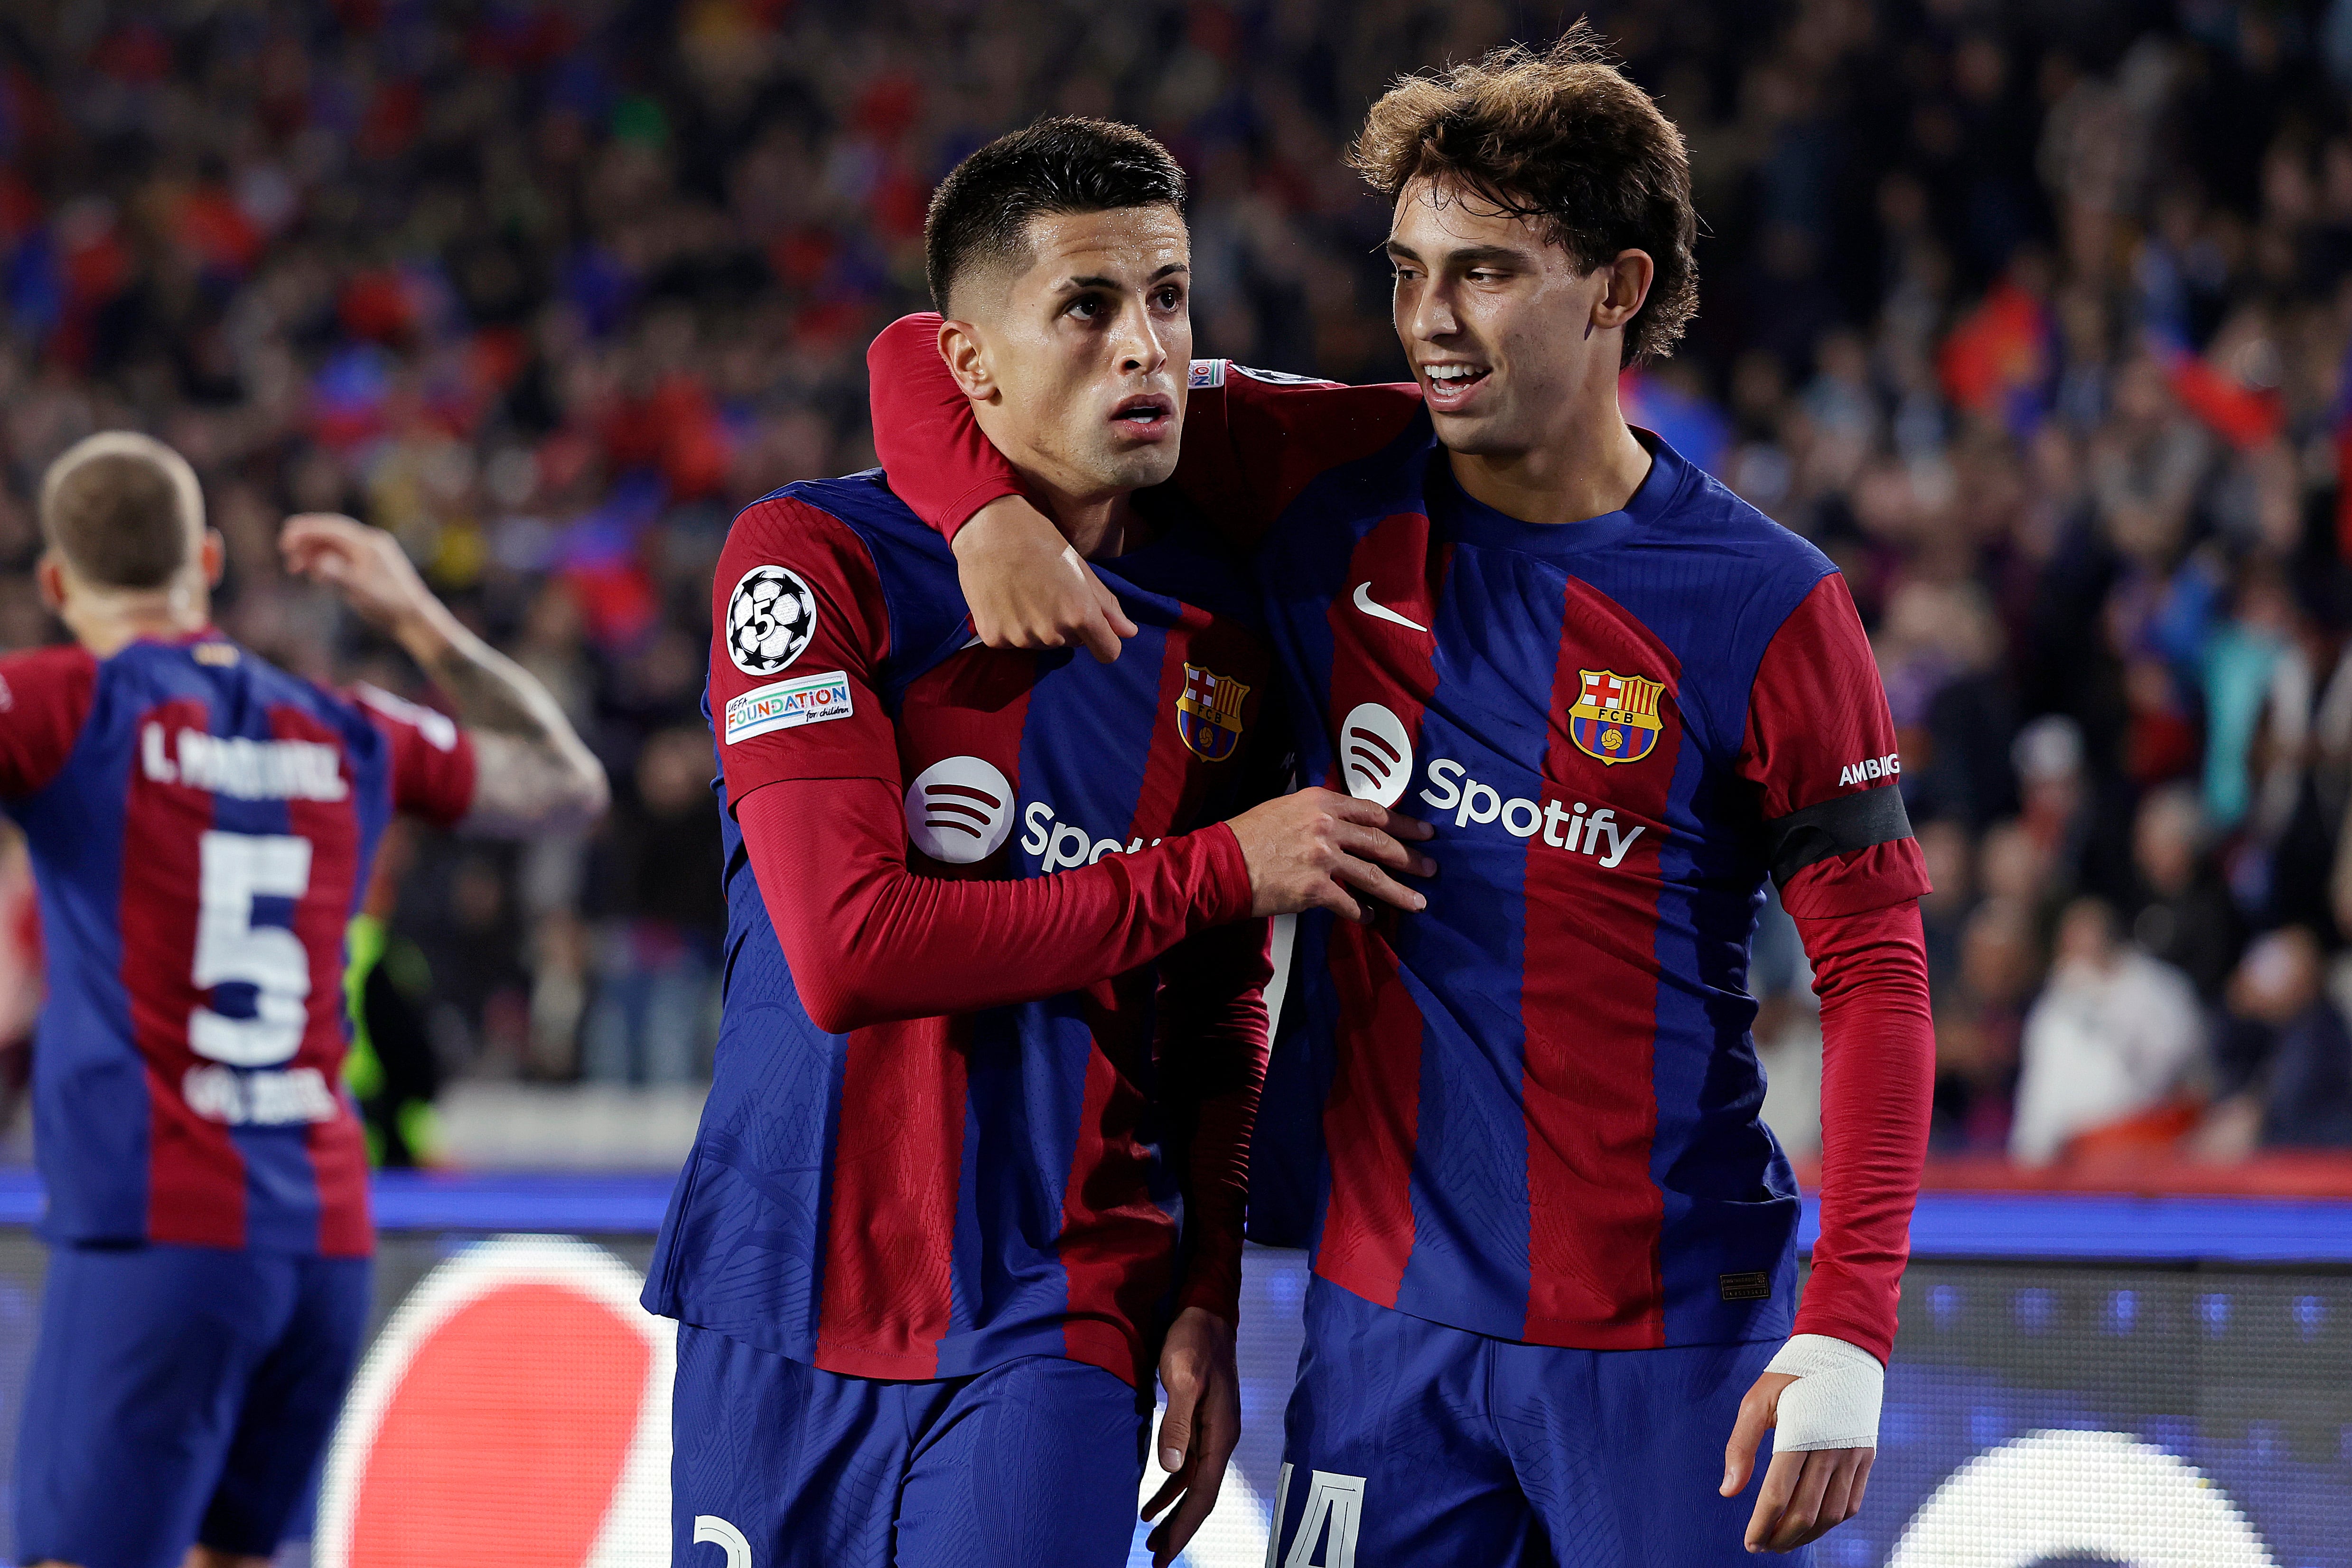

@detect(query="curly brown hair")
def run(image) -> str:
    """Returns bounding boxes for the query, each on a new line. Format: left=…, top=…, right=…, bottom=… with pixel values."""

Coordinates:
left=1348, top=23, right=1698, bottom=366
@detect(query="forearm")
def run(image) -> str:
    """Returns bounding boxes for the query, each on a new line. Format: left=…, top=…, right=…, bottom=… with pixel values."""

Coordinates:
left=868, top=313, right=1026, bottom=540
left=1790, top=899, right=1933, bottom=1363
left=741, top=779, right=1255, bottom=1034
left=393, top=601, right=607, bottom=833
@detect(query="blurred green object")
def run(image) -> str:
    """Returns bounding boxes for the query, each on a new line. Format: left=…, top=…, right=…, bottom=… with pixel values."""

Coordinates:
left=343, top=914, right=444, bottom=1168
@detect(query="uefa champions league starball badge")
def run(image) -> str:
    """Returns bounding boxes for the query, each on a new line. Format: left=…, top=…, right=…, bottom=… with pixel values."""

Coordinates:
left=726, top=565, right=819, bottom=676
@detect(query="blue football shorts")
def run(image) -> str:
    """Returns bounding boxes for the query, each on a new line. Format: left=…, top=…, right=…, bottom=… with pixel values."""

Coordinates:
left=16, top=1241, right=372, bottom=1568
left=670, top=1323, right=1151, bottom=1568
left=1266, top=1276, right=1815, bottom=1567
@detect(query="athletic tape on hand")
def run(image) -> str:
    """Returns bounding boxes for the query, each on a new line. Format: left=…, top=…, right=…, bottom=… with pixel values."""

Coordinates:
left=1764, top=1334, right=1884, bottom=1453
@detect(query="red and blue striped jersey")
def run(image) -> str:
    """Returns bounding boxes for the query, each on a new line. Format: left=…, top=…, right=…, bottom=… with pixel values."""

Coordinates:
left=644, top=475, right=1275, bottom=1388
left=868, top=328, right=1933, bottom=1355
left=0, top=632, right=476, bottom=1256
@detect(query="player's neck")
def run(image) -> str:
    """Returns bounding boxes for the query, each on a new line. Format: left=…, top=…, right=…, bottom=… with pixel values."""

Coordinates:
left=1022, top=477, right=1149, bottom=561
left=1447, top=398, right=1652, bottom=529
left=64, top=584, right=211, bottom=658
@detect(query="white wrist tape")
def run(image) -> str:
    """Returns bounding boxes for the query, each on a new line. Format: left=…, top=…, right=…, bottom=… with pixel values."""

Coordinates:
left=1764, top=1334, right=1883, bottom=1453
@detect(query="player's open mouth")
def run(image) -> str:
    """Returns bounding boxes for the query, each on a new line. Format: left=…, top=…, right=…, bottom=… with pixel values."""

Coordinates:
left=1421, top=363, right=1491, bottom=409
left=1110, top=395, right=1174, bottom=436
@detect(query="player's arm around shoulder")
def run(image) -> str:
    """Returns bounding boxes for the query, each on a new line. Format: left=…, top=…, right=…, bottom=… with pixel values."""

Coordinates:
left=279, top=513, right=608, bottom=836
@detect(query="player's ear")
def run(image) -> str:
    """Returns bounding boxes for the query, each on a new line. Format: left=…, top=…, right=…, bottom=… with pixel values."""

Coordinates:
left=1591, top=250, right=1653, bottom=333
left=938, top=317, right=998, bottom=402
left=35, top=550, right=66, bottom=613
left=200, top=528, right=226, bottom=589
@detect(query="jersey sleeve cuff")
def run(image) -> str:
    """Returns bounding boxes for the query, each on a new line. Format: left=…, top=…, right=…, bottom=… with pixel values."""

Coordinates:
left=1177, top=1269, right=1242, bottom=1325
left=933, top=479, right=1028, bottom=545
left=1192, top=821, right=1256, bottom=928
left=1792, top=1283, right=1898, bottom=1364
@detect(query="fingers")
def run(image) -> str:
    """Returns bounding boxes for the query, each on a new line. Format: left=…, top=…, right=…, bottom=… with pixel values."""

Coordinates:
left=1721, top=1384, right=1773, bottom=1497
left=1140, top=1466, right=1187, bottom=1524
left=1149, top=1465, right=1224, bottom=1567
left=1075, top=607, right=1126, bottom=664
left=1087, top=571, right=1139, bottom=644
left=1847, top=1449, right=1873, bottom=1515
left=1744, top=1450, right=1803, bottom=1552
left=1147, top=1392, right=1235, bottom=1567
left=1327, top=851, right=1428, bottom=914
left=1809, top=1450, right=1862, bottom=1539
left=1763, top=1449, right=1839, bottom=1552
left=1331, top=821, right=1439, bottom=878
left=1325, top=793, right=1437, bottom=840
left=1156, top=1368, right=1198, bottom=1475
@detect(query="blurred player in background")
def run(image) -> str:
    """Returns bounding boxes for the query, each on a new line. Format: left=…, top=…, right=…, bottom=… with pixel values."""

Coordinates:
left=868, top=28, right=1934, bottom=1565
left=0, top=433, right=607, bottom=1568
left=643, top=120, right=1434, bottom=1568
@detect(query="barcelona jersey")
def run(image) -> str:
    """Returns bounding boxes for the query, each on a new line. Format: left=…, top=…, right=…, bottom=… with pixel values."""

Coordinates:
left=868, top=329, right=1933, bottom=1357
left=0, top=632, right=475, bottom=1256
left=644, top=475, right=1275, bottom=1387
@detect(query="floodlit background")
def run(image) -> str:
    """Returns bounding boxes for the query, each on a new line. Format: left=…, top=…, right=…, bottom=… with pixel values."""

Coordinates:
left=1, top=1, right=2351, bottom=1564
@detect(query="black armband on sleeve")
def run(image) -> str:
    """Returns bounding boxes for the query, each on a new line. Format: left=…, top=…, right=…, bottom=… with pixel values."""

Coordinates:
left=1762, top=784, right=1913, bottom=888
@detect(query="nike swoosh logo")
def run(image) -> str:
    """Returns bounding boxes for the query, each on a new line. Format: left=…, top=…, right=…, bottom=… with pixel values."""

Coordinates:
left=1353, top=581, right=1428, bottom=632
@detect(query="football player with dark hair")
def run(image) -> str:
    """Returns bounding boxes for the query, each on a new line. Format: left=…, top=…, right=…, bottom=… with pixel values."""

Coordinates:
left=647, top=117, right=1433, bottom=1568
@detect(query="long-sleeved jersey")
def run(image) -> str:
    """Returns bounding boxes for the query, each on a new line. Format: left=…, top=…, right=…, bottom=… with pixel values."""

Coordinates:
left=868, top=318, right=1936, bottom=1362
left=0, top=631, right=476, bottom=1255
left=642, top=473, right=1276, bottom=1388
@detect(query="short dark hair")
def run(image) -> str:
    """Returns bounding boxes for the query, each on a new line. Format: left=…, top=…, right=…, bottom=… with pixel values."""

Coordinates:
left=1349, top=24, right=1698, bottom=365
left=924, top=117, right=1187, bottom=315
left=38, top=432, right=205, bottom=589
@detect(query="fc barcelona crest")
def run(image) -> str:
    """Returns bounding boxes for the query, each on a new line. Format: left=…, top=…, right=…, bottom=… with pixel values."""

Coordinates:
left=1176, top=663, right=1250, bottom=762
left=1568, top=668, right=1665, bottom=766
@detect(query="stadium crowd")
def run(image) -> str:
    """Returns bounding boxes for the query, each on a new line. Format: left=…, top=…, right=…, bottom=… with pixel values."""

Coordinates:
left=1, top=0, right=2351, bottom=1168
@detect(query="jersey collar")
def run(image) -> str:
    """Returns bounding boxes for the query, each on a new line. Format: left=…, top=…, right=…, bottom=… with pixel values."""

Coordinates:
left=1427, top=427, right=1692, bottom=560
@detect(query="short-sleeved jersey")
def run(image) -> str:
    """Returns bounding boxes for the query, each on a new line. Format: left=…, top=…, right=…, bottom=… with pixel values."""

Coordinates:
left=643, top=474, right=1274, bottom=1387
left=0, top=632, right=476, bottom=1256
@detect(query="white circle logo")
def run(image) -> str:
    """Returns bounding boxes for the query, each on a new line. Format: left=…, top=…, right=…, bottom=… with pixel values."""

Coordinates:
left=904, top=756, right=1016, bottom=864
left=725, top=565, right=818, bottom=676
left=1889, top=1428, right=2277, bottom=1566
left=1339, top=702, right=1413, bottom=807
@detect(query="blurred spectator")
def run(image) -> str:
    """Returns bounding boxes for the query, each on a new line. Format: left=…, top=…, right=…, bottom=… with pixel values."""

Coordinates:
left=581, top=725, right=724, bottom=1084
left=2129, top=783, right=2245, bottom=999
left=2011, top=898, right=2203, bottom=1165
left=2207, top=927, right=2352, bottom=1151
left=1933, top=896, right=2040, bottom=1150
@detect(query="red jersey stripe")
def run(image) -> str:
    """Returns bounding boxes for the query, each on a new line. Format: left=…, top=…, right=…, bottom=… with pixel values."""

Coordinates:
left=813, top=1015, right=968, bottom=1378
left=1058, top=628, right=1203, bottom=1374
left=1058, top=980, right=1179, bottom=1381
left=1519, top=578, right=1683, bottom=1347
left=1312, top=513, right=1444, bottom=1308
left=126, top=696, right=244, bottom=1248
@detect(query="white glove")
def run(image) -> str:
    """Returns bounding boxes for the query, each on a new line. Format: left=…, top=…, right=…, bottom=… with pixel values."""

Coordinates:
left=1764, top=1334, right=1883, bottom=1453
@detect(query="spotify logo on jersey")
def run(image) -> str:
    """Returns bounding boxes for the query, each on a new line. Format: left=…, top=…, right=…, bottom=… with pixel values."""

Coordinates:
left=1340, top=703, right=1414, bottom=808
left=904, top=756, right=1015, bottom=864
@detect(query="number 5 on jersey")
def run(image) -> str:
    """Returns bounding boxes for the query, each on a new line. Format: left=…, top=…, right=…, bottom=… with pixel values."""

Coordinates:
left=190, top=830, right=313, bottom=1068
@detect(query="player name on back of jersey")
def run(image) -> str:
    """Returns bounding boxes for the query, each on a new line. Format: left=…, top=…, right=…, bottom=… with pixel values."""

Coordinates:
left=140, top=723, right=348, bottom=801
left=182, top=1064, right=340, bottom=1126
